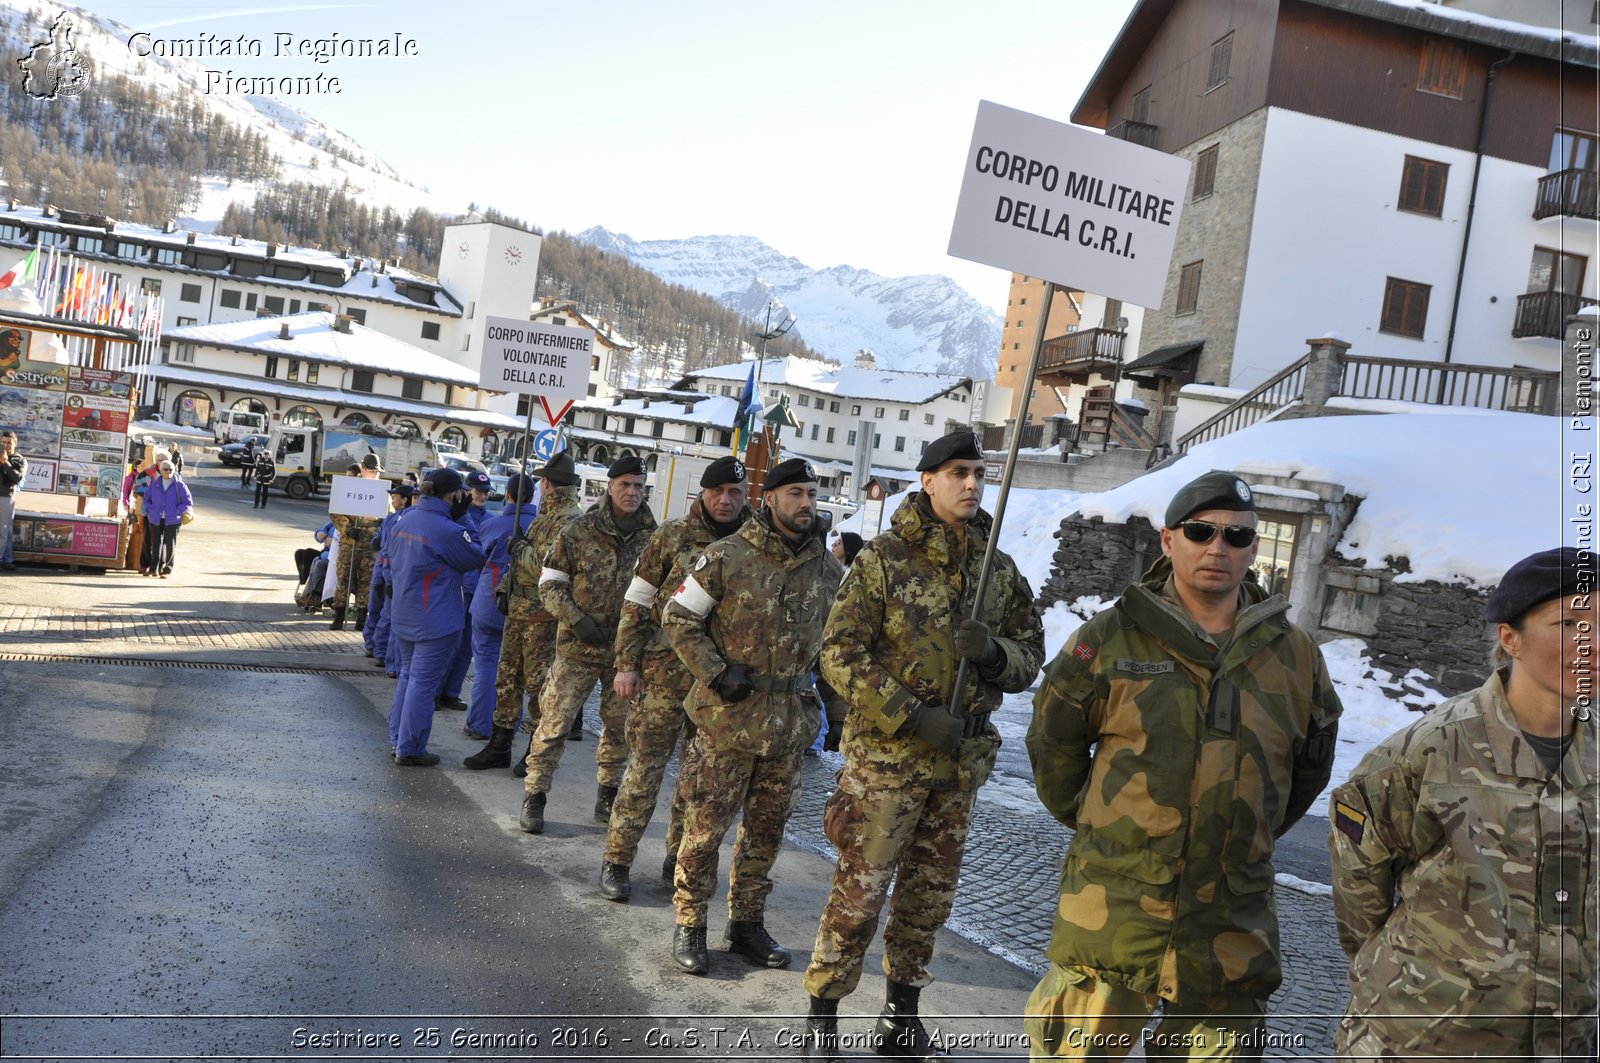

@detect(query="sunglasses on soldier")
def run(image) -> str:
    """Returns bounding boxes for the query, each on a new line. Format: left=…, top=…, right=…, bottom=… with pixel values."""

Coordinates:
left=1179, top=520, right=1257, bottom=549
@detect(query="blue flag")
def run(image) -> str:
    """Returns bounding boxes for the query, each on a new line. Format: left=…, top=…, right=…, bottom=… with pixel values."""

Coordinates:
left=731, top=364, right=761, bottom=454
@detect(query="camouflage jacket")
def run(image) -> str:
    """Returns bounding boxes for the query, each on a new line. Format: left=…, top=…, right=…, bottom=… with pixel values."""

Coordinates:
left=663, top=511, right=842, bottom=758
left=331, top=512, right=381, bottom=548
left=820, top=493, right=1044, bottom=791
left=615, top=497, right=752, bottom=685
left=1026, top=556, right=1342, bottom=1002
left=504, top=486, right=582, bottom=624
left=539, top=495, right=657, bottom=663
left=1329, top=670, right=1596, bottom=1058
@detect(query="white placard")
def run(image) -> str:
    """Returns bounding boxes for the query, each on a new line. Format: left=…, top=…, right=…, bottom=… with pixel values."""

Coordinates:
left=22, top=457, right=57, bottom=493
left=328, top=474, right=390, bottom=518
left=479, top=317, right=595, bottom=419
left=947, top=100, right=1191, bottom=309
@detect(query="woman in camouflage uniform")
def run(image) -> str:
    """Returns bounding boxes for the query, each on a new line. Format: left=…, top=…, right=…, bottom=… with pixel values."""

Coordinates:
left=1330, top=546, right=1597, bottom=1060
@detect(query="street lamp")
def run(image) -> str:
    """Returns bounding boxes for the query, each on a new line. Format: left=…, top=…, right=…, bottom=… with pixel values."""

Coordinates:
left=754, top=301, right=796, bottom=401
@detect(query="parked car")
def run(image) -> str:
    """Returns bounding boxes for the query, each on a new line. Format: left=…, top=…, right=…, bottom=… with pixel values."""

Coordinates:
left=217, top=434, right=269, bottom=467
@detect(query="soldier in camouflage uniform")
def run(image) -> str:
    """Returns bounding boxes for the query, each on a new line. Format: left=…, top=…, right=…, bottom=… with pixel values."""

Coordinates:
left=462, top=451, right=584, bottom=772
left=1024, top=470, right=1341, bottom=1060
left=600, top=455, right=754, bottom=902
left=1330, top=546, right=1596, bottom=1061
left=329, top=454, right=384, bottom=631
left=517, top=455, right=656, bottom=834
left=661, top=457, right=843, bottom=977
left=800, top=432, right=1044, bottom=1061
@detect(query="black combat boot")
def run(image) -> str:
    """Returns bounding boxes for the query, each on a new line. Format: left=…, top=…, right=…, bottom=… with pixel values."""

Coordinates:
left=802, top=996, right=843, bottom=1062
left=672, top=923, right=709, bottom=976
left=512, top=735, right=533, bottom=778
left=352, top=606, right=367, bottom=629
left=594, top=783, right=618, bottom=823
left=873, top=980, right=940, bottom=1060
left=519, top=792, right=546, bottom=834
left=463, top=725, right=514, bottom=770
left=329, top=607, right=346, bottom=631
left=567, top=714, right=584, bottom=741
left=600, top=861, right=631, bottom=902
left=724, top=919, right=790, bottom=968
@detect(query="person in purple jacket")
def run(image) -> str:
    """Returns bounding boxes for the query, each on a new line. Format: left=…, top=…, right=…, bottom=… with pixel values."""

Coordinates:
left=141, top=458, right=193, bottom=579
left=462, top=474, right=538, bottom=740
left=435, top=468, right=494, bottom=713
left=385, top=468, right=487, bottom=766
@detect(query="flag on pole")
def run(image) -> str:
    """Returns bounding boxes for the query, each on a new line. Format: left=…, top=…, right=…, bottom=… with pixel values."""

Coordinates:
left=731, top=363, right=762, bottom=455
left=0, top=247, right=37, bottom=290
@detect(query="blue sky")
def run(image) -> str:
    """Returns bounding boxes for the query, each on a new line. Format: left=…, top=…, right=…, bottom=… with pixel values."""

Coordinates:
left=75, top=0, right=1140, bottom=311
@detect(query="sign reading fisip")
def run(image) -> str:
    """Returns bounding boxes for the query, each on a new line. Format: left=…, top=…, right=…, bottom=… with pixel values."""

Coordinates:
left=479, top=317, right=594, bottom=395
left=328, top=474, right=390, bottom=518
left=947, top=100, right=1191, bottom=309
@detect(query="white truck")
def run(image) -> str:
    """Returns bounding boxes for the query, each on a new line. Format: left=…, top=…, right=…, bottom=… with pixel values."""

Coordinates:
left=269, top=425, right=441, bottom=499
left=213, top=408, right=268, bottom=444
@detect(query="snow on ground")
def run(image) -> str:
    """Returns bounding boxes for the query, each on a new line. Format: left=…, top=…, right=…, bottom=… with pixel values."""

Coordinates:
left=834, top=409, right=1553, bottom=823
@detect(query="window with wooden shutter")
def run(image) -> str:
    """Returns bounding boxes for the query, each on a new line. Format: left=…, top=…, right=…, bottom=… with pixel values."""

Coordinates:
left=1398, top=156, right=1449, bottom=216
left=1207, top=34, right=1232, bottom=91
left=1176, top=263, right=1202, bottom=315
left=1417, top=39, right=1468, bottom=98
left=1193, top=145, right=1219, bottom=200
left=1380, top=278, right=1431, bottom=338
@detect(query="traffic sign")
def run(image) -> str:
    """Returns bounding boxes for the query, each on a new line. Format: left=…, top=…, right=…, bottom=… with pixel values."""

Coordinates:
left=533, top=429, right=560, bottom=461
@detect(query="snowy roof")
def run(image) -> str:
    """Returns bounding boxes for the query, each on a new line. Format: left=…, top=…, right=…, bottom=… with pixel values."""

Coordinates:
left=685, top=356, right=970, bottom=404
left=575, top=392, right=743, bottom=428
left=530, top=302, right=638, bottom=352
left=1076, top=410, right=1566, bottom=587
left=166, top=312, right=481, bottom=387
left=0, top=205, right=465, bottom=316
left=143, top=363, right=523, bottom=431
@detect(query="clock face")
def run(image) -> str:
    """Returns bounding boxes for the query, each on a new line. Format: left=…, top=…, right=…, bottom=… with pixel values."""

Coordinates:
left=456, top=241, right=472, bottom=259
left=504, top=245, right=522, bottom=265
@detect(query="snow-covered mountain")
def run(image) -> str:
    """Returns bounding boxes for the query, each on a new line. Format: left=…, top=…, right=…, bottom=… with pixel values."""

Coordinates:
left=577, top=228, right=1003, bottom=380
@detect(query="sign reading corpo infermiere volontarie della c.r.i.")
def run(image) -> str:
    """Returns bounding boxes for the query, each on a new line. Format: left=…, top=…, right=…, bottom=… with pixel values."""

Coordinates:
left=947, top=100, right=1192, bottom=309
left=479, top=316, right=596, bottom=425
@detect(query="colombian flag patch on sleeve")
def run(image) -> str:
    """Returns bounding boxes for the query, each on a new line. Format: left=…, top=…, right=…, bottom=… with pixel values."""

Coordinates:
left=1334, top=800, right=1366, bottom=844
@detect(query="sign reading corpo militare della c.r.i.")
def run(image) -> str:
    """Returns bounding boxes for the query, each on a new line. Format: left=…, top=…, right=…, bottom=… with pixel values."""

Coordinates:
left=947, top=100, right=1191, bottom=309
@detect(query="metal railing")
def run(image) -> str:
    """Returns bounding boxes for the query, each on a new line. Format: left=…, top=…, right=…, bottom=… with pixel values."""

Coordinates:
left=1173, top=353, right=1311, bottom=456
left=1534, top=168, right=1599, bottom=221
left=1513, top=290, right=1598, bottom=339
left=1341, top=355, right=1557, bottom=414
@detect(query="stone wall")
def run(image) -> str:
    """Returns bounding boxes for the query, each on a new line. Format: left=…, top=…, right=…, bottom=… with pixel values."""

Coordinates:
left=1040, top=514, right=1161, bottom=607
left=1358, top=561, right=1492, bottom=699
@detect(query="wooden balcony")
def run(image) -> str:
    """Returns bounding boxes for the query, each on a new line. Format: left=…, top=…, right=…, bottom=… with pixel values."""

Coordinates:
left=1038, top=328, right=1125, bottom=385
left=1534, top=168, right=1599, bottom=221
left=1513, top=290, right=1598, bottom=339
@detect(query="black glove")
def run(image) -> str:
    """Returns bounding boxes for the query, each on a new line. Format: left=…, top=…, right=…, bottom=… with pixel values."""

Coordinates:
left=572, top=614, right=606, bottom=645
left=713, top=663, right=754, bottom=703
left=954, top=618, right=1002, bottom=669
left=907, top=702, right=963, bottom=754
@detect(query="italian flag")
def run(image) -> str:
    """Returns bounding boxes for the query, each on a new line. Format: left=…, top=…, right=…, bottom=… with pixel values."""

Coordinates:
left=0, top=248, right=37, bottom=290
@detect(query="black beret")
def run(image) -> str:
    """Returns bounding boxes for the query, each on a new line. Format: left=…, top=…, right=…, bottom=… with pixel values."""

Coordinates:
left=762, top=457, right=817, bottom=492
left=608, top=454, right=646, bottom=478
left=1165, top=470, right=1255, bottom=528
left=916, top=431, right=985, bottom=472
left=1485, top=547, right=1595, bottom=624
left=531, top=450, right=580, bottom=487
left=701, top=455, right=747, bottom=488
left=425, top=467, right=463, bottom=495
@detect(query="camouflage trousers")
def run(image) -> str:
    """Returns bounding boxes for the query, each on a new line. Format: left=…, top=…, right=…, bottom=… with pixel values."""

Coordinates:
left=493, top=616, right=559, bottom=732
left=801, top=771, right=976, bottom=999
left=332, top=540, right=374, bottom=610
left=522, top=653, right=629, bottom=795
left=1023, top=963, right=1266, bottom=1060
left=671, top=737, right=803, bottom=927
left=602, top=655, right=698, bottom=869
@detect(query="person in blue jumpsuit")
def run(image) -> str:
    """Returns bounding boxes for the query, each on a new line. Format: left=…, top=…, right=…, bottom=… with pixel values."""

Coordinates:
left=366, top=481, right=417, bottom=667
left=436, top=468, right=493, bottom=713
left=463, top=474, right=539, bottom=739
left=385, top=468, right=486, bottom=766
